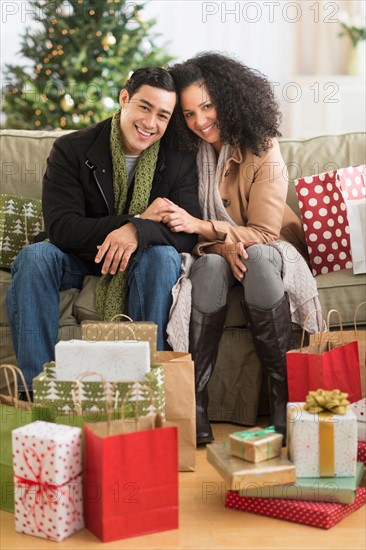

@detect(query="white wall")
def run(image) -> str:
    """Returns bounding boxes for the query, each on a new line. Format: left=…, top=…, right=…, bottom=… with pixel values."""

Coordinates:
left=1, top=0, right=365, bottom=136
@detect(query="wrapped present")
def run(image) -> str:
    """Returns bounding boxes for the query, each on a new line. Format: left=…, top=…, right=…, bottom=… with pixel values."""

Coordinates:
left=225, top=487, right=366, bottom=529
left=82, top=317, right=158, bottom=363
left=1, top=364, right=55, bottom=514
left=351, top=398, right=366, bottom=441
left=207, top=443, right=295, bottom=490
left=12, top=421, right=84, bottom=541
left=33, top=361, right=165, bottom=417
left=287, top=394, right=358, bottom=478
left=358, top=441, right=366, bottom=464
left=0, top=194, right=43, bottom=269
left=55, top=340, right=150, bottom=382
left=228, top=426, right=283, bottom=463
left=239, top=462, right=364, bottom=504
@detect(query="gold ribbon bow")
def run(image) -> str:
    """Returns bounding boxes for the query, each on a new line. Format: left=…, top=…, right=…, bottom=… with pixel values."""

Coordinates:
left=303, top=389, right=350, bottom=415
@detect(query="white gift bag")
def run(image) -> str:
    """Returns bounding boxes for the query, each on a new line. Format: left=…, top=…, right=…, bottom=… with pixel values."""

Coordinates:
left=338, top=166, right=366, bottom=275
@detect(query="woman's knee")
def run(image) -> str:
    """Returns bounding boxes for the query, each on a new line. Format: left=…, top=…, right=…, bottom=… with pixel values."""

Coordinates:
left=242, top=245, right=284, bottom=308
left=244, top=244, right=282, bottom=274
left=190, top=254, right=232, bottom=313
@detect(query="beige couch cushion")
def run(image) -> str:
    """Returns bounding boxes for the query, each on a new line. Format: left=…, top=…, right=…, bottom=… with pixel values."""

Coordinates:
left=0, top=129, right=73, bottom=198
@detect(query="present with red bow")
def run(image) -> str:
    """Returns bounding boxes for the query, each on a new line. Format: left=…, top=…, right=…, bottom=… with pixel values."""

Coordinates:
left=12, top=421, right=84, bottom=541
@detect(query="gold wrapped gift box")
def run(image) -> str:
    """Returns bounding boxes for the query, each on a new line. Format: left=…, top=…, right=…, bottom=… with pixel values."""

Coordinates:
left=207, top=443, right=296, bottom=490
left=229, top=426, right=283, bottom=463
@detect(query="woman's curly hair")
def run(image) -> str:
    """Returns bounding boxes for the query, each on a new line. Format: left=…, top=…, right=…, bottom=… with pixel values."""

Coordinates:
left=164, top=52, right=282, bottom=156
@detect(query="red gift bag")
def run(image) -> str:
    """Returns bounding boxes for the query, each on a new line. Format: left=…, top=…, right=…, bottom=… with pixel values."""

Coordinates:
left=295, top=165, right=365, bottom=276
left=84, top=388, right=178, bottom=543
left=286, top=310, right=362, bottom=404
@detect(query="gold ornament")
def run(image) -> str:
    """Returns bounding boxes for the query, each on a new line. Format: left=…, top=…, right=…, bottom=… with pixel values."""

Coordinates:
left=101, top=32, right=116, bottom=47
left=60, top=94, right=74, bottom=112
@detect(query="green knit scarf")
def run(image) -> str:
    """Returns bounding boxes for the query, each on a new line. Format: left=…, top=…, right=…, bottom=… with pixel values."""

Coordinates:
left=95, top=109, right=160, bottom=321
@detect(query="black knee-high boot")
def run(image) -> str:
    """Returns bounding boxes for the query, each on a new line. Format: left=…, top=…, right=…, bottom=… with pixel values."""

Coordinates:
left=189, top=305, right=228, bottom=445
left=241, top=294, right=292, bottom=436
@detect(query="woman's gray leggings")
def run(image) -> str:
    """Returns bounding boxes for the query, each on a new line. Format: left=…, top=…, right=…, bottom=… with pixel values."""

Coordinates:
left=190, top=244, right=284, bottom=314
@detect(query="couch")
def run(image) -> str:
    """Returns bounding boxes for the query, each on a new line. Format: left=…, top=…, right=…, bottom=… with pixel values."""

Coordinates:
left=1, top=130, right=366, bottom=422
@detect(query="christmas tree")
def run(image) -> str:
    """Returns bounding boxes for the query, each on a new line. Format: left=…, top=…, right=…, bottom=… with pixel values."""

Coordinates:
left=3, top=0, right=172, bottom=130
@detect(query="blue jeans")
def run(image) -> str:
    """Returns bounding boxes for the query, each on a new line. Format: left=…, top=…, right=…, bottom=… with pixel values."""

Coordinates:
left=6, top=243, right=181, bottom=390
left=128, top=245, right=181, bottom=351
left=6, top=243, right=98, bottom=390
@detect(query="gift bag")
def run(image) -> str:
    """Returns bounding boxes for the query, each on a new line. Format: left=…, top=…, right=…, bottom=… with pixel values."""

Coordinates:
left=33, top=360, right=165, bottom=417
left=81, top=314, right=158, bottom=363
left=294, top=167, right=364, bottom=276
left=286, top=311, right=362, bottom=404
left=0, top=365, right=53, bottom=513
left=84, top=387, right=178, bottom=542
left=51, top=371, right=127, bottom=434
left=157, top=351, right=196, bottom=472
left=310, top=303, right=366, bottom=398
left=338, top=166, right=366, bottom=274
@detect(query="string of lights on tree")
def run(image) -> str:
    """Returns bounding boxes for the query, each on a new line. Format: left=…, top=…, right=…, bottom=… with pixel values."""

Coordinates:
left=3, top=0, right=172, bottom=129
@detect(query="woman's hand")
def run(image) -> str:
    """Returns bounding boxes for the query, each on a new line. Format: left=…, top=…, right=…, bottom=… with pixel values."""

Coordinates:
left=218, top=241, right=258, bottom=281
left=160, top=198, right=199, bottom=234
left=160, top=198, right=218, bottom=239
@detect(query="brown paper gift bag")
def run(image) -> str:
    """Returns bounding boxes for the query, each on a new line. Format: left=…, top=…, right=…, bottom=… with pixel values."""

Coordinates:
left=81, top=314, right=158, bottom=363
left=156, top=351, right=196, bottom=472
left=309, top=304, right=366, bottom=398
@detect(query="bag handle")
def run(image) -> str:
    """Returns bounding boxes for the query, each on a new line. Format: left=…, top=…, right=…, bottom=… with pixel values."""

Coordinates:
left=109, top=314, right=137, bottom=340
left=326, top=309, right=344, bottom=346
left=300, top=309, right=325, bottom=350
left=110, top=314, right=134, bottom=323
left=71, top=370, right=113, bottom=416
left=0, top=364, right=32, bottom=409
left=354, top=302, right=366, bottom=337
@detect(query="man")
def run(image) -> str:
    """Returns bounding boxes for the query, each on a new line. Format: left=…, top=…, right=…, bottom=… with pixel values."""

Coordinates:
left=6, top=67, right=201, bottom=391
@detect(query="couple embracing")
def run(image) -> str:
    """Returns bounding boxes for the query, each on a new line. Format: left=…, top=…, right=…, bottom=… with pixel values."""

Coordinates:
left=7, top=52, right=318, bottom=445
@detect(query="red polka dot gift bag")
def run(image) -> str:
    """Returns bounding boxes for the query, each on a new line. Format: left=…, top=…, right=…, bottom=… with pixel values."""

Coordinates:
left=295, top=165, right=365, bottom=276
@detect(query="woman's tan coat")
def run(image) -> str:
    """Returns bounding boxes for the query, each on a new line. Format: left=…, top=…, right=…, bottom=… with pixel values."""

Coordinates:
left=196, top=139, right=308, bottom=258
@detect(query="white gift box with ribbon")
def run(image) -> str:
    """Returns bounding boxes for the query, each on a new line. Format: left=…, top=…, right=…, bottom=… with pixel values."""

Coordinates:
left=12, top=421, right=84, bottom=542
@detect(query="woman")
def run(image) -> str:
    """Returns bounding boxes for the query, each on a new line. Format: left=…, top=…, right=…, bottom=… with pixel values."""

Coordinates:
left=162, top=52, right=317, bottom=445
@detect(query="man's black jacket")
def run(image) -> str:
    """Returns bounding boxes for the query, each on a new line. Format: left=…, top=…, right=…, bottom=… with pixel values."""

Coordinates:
left=41, top=117, right=201, bottom=260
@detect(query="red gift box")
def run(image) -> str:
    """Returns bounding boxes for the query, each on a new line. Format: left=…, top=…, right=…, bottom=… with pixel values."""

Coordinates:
left=225, top=488, right=366, bottom=529
left=358, top=441, right=366, bottom=464
left=295, top=165, right=365, bottom=276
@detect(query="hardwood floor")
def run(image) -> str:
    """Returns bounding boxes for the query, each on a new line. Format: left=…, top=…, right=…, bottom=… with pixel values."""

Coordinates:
left=1, top=422, right=365, bottom=550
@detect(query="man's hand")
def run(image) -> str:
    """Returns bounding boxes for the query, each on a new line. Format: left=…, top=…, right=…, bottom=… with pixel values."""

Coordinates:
left=218, top=241, right=258, bottom=281
left=95, top=223, right=138, bottom=275
left=140, top=198, right=173, bottom=222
